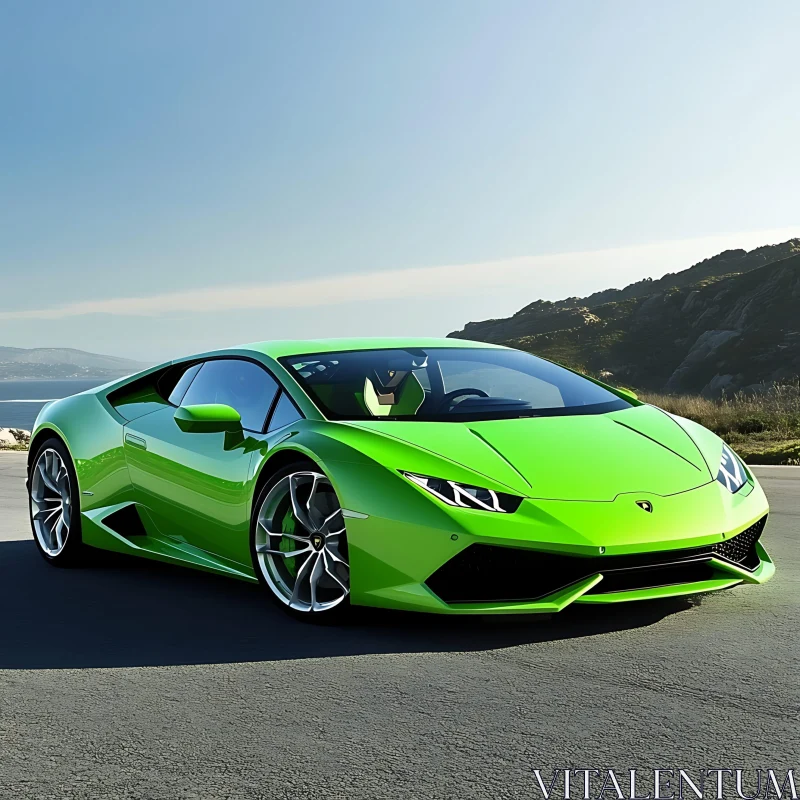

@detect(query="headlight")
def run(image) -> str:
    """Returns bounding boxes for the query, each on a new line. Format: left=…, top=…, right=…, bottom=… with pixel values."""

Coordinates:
left=401, top=472, right=523, bottom=513
left=716, top=444, right=749, bottom=493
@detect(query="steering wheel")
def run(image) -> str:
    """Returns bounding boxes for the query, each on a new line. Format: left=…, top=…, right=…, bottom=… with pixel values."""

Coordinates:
left=436, top=387, right=489, bottom=412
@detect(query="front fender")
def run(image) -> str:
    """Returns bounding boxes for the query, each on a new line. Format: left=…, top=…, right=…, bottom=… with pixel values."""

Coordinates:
left=30, top=394, right=133, bottom=512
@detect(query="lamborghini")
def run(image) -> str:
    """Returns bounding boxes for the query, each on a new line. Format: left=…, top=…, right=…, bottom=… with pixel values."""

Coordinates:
left=27, top=337, right=773, bottom=617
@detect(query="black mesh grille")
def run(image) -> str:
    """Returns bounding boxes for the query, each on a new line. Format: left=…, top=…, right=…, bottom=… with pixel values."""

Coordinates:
left=425, top=515, right=767, bottom=605
left=712, top=516, right=766, bottom=569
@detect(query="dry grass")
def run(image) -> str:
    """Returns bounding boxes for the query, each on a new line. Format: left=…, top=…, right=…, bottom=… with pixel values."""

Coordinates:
left=641, top=381, right=800, bottom=465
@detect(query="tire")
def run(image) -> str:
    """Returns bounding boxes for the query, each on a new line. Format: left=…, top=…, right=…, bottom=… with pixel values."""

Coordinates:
left=250, top=461, right=351, bottom=621
left=28, top=436, right=85, bottom=566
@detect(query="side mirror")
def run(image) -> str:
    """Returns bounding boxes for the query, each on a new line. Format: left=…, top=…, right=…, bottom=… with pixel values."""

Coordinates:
left=616, top=387, right=639, bottom=402
left=174, top=404, right=242, bottom=434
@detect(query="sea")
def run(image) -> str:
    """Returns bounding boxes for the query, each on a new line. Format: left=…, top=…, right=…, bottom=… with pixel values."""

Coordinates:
left=0, top=379, right=108, bottom=431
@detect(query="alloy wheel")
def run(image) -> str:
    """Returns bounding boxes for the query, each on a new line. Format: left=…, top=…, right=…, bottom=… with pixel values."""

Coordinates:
left=255, top=471, right=350, bottom=612
left=30, top=448, right=73, bottom=557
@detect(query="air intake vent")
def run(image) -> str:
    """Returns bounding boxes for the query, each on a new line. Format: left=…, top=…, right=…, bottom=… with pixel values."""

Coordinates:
left=102, top=504, right=147, bottom=537
left=426, top=543, right=715, bottom=604
left=588, top=561, right=717, bottom=594
left=712, top=516, right=767, bottom=570
left=425, top=516, right=768, bottom=605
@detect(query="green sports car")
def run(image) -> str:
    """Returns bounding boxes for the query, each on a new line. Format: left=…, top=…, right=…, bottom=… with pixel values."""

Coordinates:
left=28, top=337, right=773, bottom=618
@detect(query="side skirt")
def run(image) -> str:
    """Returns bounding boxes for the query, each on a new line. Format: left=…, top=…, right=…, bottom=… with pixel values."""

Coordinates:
left=81, top=503, right=259, bottom=583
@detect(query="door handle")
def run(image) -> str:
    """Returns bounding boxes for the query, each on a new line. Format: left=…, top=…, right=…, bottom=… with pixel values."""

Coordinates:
left=125, top=433, right=147, bottom=451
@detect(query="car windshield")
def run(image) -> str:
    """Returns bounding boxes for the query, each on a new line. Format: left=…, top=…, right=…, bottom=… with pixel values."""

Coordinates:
left=281, top=347, right=632, bottom=422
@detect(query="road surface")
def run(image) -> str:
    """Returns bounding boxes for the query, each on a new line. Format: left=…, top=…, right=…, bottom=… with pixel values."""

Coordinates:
left=0, top=451, right=797, bottom=799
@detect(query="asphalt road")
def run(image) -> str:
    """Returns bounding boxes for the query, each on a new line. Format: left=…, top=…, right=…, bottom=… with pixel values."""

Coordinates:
left=0, top=451, right=797, bottom=799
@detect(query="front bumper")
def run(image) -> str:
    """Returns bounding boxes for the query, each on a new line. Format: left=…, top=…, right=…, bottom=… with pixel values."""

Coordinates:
left=425, top=515, right=771, bottom=611
left=345, top=472, right=774, bottom=614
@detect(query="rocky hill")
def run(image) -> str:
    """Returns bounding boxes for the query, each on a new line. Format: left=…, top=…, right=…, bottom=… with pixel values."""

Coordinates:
left=0, top=347, right=148, bottom=380
left=449, top=239, right=800, bottom=395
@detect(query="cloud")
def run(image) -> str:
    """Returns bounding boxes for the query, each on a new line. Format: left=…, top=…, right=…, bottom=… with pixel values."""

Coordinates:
left=2, top=227, right=797, bottom=320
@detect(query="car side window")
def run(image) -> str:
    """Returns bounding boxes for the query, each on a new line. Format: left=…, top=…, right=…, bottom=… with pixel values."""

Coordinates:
left=167, top=363, right=202, bottom=406
left=181, top=359, right=279, bottom=432
left=267, top=392, right=303, bottom=432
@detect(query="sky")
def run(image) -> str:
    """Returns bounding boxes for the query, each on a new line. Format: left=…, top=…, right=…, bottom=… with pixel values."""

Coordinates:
left=1, top=0, right=799, bottom=362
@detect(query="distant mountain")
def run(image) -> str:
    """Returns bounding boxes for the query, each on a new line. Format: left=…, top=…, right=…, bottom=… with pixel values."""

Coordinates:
left=0, top=347, right=149, bottom=380
left=449, top=239, right=800, bottom=395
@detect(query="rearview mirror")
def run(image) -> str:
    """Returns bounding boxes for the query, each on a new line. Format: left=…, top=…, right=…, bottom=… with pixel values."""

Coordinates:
left=174, top=404, right=243, bottom=434
left=616, top=387, right=639, bottom=402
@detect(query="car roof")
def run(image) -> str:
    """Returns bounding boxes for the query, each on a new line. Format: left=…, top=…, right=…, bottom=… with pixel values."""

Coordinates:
left=240, top=337, right=507, bottom=360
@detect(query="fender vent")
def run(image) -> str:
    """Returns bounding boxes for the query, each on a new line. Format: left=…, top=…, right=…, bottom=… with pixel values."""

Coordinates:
left=102, top=504, right=147, bottom=537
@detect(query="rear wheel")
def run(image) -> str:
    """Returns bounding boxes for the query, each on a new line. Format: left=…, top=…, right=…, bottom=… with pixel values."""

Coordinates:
left=29, top=437, right=84, bottom=565
left=251, top=463, right=350, bottom=618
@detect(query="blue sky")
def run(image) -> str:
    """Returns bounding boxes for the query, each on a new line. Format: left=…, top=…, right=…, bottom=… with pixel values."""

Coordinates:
left=1, top=0, right=798, bottom=361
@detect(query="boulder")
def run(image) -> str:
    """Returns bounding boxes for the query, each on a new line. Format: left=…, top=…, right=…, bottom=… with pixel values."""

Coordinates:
left=665, top=330, right=740, bottom=393
left=0, top=428, right=31, bottom=447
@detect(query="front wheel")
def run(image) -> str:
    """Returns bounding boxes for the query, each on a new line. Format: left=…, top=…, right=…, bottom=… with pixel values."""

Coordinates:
left=29, top=437, right=84, bottom=566
left=251, top=463, right=350, bottom=618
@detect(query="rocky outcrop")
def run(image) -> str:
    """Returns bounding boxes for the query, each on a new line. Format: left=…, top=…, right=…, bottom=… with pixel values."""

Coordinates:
left=665, top=330, right=740, bottom=393
left=449, top=239, right=800, bottom=395
left=458, top=301, right=601, bottom=344
left=0, top=428, right=31, bottom=448
left=559, top=240, right=800, bottom=309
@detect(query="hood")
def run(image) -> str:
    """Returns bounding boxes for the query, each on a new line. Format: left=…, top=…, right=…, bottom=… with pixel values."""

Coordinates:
left=347, top=404, right=713, bottom=501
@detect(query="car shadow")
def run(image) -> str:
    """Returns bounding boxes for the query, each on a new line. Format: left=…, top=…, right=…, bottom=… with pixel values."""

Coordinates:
left=0, top=539, right=698, bottom=669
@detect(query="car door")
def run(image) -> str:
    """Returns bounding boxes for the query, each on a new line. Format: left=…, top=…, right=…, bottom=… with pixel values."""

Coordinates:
left=123, top=358, right=280, bottom=566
